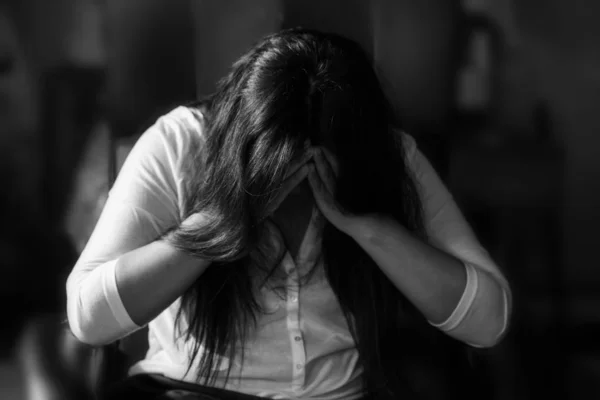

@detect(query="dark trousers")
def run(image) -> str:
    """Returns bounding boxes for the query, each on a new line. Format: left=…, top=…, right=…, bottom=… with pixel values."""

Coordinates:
left=102, top=374, right=269, bottom=400
left=102, top=374, right=377, bottom=400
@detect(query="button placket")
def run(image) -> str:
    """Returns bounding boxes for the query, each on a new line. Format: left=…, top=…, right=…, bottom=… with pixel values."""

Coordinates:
left=285, top=259, right=305, bottom=392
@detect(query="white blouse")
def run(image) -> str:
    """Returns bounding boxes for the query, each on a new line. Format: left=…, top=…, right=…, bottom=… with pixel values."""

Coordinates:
left=66, top=106, right=511, bottom=400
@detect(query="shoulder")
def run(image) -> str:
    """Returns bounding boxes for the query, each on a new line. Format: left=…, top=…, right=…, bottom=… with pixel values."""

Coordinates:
left=109, top=106, right=207, bottom=221
left=137, top=105, right=207, bottom=162
left=161, top=105, right=207, bottom=140
left=119, top=106, right=207, bottom=181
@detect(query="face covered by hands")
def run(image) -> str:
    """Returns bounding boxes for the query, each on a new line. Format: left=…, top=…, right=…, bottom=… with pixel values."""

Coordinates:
left=265, top=145, right=360, bottom=236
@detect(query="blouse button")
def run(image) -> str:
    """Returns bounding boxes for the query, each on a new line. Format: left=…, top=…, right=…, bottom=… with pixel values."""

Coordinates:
left=294, top=336, right=302, bottom=341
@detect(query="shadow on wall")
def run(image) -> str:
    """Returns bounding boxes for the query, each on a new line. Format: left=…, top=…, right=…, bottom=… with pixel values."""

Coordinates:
left=0, top=5, right=76, bottom=340
left=1, top=0, right=199, bottom=341
left=510, top=0, right=600, bottom=290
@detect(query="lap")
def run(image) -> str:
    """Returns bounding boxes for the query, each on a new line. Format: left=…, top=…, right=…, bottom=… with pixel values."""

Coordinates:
left=101, top=374, right=270, bottom=400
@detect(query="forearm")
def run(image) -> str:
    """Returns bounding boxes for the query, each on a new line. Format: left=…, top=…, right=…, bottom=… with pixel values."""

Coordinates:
left=351, top=216, right=467, bottom=324
left=68, top=237, right=210, bottom=345
left=350, top=216, right=509, bottom=346
left=115, top=238, right=210, bottom=327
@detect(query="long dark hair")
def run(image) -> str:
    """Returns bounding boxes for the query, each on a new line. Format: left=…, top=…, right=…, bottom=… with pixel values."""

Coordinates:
left=167, top=28, right=444, bottom=398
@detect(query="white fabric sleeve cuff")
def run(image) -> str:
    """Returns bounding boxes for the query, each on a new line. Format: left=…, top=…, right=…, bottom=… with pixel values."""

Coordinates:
left=496, top=287, right=510, bottom=338
left=103, top=258, right=140, bottom=331
left=429, top=262, right=478, bottom=331
left=465, top=287, right=510, bottom=348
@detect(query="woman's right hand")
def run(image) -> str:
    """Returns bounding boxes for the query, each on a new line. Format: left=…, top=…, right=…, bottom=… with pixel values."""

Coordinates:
left=180, top=210, right=214, bottom=230
left=265, top=151, right=313, bottom=217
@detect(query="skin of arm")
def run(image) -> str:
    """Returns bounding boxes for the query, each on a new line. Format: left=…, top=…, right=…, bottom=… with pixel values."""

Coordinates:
left=114, top=235, right=211, bottom=327
left=347, top=214, right=508, bottom=347
left=349, top=216, right=467, bottom=325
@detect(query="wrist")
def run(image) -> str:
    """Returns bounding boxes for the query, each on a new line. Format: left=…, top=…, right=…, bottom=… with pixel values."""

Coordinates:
left=157, top=238, right=211, bottom=272
left=158, top=227, right=194, bottom=258
left=349, top=214, right=409, bottom=248
left=346, top=215, right=379, bottom=244
left=159, top=224, right=178, bottom=243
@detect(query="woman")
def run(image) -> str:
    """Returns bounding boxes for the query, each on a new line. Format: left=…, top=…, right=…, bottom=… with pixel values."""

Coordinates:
left=67, top=29, right=511, bottom=399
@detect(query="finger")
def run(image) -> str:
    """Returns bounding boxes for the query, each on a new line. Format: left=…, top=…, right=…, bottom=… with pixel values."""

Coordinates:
left=267, top=164, right=309, bottom=214
left=318, top=146, right=340, bottom=177
left=277, top=163, right=309, bottom=200
left=312, top=149, right=337, bottom=194
left=307, top=164, right=331, bottom=206
left=308, top=165, right=343, bottom=225
left=283, top=151, right=313, bottom=180
left=181, top=211, right=212, bottom=229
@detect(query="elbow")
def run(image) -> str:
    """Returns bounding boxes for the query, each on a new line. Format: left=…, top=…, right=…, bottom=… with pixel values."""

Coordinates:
left=66, top=316, right=114, bottom=347
left=468, top=310, right=512, bottom=349
left=66, top=298, right=115, bottom=347
left=67, top=321, right=101, bottom=347
left=467, top=269, right=513, bottom=349
left=469, top=330, right=505, bottom=349
left=66, top=276, right=118, bottom=347
left=66, top=258, right=139, bottom=346
left=482, top=289, right=512, bottom=348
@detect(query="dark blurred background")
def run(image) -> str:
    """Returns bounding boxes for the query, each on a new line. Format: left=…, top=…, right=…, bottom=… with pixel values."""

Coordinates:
left=1, top=0, right=599, bottom=398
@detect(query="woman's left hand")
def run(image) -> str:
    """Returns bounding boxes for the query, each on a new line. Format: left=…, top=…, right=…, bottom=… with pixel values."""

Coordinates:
left=307, top=146, right=366, bottom=237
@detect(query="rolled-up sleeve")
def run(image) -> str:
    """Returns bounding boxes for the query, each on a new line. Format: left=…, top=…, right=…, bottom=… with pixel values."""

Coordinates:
left=403, top=133, right=512, bottom=347
left=66, top=107, right=201, bottom=345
